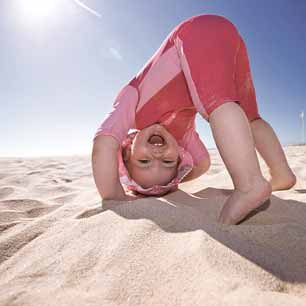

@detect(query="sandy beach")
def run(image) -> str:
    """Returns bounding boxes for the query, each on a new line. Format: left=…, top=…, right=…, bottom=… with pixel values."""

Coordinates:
left=0, top=145, right=306, bottom=306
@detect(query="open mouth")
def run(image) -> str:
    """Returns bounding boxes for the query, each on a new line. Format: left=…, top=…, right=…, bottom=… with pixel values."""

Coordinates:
left=148, top=134, right=165, bottom=146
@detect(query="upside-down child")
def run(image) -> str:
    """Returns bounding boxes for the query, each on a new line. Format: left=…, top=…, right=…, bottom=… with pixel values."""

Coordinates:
left=92, top=14, right=296, bottom=225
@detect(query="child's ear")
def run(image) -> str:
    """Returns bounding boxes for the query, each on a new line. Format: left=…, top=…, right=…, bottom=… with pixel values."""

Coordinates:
left=177, top=156, right=182, bottom=165
left=122, top=145, right=131, bottom=163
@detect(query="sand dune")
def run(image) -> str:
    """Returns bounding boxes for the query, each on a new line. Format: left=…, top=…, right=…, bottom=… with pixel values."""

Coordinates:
left=0, top=145, right=305, bottom=305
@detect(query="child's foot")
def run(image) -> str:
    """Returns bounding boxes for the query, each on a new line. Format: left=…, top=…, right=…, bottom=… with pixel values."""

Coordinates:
left=218, top=177, right=272, bottom=225
left=269, top=170, right=296, bottom=191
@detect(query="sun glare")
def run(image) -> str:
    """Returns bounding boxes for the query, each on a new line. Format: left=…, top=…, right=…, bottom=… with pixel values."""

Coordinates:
left=14, top=0, right=61, bottom=25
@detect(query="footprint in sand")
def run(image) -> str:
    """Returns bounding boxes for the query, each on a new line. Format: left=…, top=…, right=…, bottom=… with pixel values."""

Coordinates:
left=49, top=193, right=78, bottom=205
left=0, top=198, right=60, bottom=224
left=31, top=185, right=76, bottom=197
left=0, top=187, right=14, bottom=199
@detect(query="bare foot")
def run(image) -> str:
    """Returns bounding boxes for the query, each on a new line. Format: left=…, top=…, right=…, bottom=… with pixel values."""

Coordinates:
left=269, top=171, right=296, bottom=192
left=218, top=178, right=272, bottom=225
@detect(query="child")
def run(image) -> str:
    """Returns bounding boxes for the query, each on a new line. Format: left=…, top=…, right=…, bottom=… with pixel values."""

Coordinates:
left=92, top=14, right=296, bottom=224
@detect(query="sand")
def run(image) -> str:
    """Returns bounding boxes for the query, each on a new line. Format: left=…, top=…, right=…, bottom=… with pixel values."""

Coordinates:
left=0, top=145, right=306, bottom=306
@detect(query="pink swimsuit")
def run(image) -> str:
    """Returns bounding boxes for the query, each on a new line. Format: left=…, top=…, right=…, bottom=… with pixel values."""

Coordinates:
left=93, top=14, right=261, bottom=166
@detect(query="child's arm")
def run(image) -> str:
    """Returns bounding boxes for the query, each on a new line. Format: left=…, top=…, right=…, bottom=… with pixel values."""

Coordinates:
left=181, top=157, right=211, bottom=183
left=92, top=135, right=129, bottom=201
left=92, top=83, right=139, bottom=201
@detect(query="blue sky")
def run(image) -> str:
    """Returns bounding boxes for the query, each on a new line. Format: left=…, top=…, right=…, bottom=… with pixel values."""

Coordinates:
left=1, top=0, right=305, bottom=157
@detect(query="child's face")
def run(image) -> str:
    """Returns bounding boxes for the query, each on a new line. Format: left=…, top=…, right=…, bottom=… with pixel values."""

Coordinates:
left=125, top=124, right=179, bottom=189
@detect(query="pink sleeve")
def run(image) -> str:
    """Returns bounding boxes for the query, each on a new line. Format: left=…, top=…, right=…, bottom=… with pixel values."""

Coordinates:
left=178, top=128, right=210, bottom=166
left=93, top=84, right=139, bottom=144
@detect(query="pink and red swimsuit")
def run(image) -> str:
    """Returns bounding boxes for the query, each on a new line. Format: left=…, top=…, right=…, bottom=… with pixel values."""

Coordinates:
left=93, top=14, right=261, bottom=166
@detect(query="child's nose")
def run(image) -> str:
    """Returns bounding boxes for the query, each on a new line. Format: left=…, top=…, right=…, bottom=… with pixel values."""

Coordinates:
left=152, top=150, right=163, bottom=158
left=151, top=148, right=165, bottom=159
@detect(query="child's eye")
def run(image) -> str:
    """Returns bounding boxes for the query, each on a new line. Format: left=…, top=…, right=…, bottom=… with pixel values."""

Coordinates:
left=138, top=159, right=150, bottom=164
left=163, top=160, right=174, bottom=164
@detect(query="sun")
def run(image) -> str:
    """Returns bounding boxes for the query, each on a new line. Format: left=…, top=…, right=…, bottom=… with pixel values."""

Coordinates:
left=14, top=0, right=61, bottom=26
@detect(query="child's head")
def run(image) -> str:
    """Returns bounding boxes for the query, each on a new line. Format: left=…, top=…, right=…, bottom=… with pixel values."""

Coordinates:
left=124, top=124, right=179, bottom=188
left=119, top=124, right=194, bottom=196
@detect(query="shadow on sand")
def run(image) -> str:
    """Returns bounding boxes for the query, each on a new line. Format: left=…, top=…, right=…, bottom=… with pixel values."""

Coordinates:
left=77, top=187, right=306, bottom=284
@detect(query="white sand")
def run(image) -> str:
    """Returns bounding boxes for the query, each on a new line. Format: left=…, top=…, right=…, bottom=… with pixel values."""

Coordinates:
left=0, top=145, right=306, bottom=306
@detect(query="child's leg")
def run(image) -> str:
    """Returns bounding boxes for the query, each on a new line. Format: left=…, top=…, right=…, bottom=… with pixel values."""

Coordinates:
left=250, top=118, right=296, bottom=191
left=209, top=102, right=271, bottom=224
left=172, top=15, right=271, bottom=223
